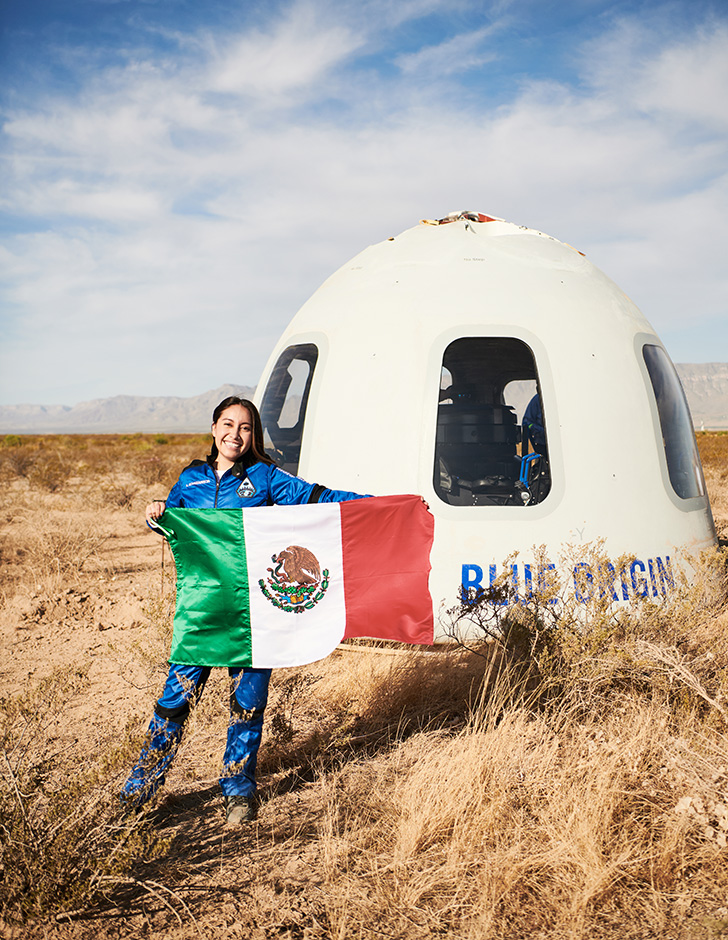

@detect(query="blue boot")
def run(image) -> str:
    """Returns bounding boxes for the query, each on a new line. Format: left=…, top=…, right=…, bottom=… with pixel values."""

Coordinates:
left=121, top=713, right=183, bottom=810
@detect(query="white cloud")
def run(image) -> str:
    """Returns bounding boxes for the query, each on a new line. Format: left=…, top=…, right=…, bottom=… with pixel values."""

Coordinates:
left=636, top=23, right=728, bottom=129
left=1, top=2, right=726, bottom=404
left=395, top=26, right=499, bottom=76
left=580, top=16, right=728, bottom=129
left=24, top=180, right=163, bottom=221
left=207, top=1, right=364, bottom=100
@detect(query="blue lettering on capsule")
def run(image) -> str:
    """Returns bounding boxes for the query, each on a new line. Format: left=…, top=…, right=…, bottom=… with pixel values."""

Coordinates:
left=461, top=564, right=484, bottom=591
left=461, top=556, right=674, bottom=605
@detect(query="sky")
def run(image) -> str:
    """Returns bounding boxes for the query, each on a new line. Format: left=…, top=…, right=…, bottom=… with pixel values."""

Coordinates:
left=1, top=0, right=727, bottom=406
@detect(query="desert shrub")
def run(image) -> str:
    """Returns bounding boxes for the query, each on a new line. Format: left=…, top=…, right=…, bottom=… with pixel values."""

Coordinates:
left=0, top=442, right=35, bottom=479
left=136, top=453, right=179, bottom=488
left=20, top=518, right=110, bottom=591
left=99, top=481, right=139, bottom=509
left=268, top=673, right=322, bottom=745
left=27, top=451, right=73, bottom=492
left=0, top=439, right=78, bottom=490
left=703, top=467, right=728, bottom=540
left=0, top=667, right=167, bottom=922
left=697, top=431, right=728, bottom=474
left=443, top=543, right=728, bottom=727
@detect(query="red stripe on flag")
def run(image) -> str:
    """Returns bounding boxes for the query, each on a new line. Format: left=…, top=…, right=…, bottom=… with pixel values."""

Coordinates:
left=340, top=494, right=434, bottom=645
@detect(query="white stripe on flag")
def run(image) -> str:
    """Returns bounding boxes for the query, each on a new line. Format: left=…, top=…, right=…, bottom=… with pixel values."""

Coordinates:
left=244, top=502, right=347, bottom=668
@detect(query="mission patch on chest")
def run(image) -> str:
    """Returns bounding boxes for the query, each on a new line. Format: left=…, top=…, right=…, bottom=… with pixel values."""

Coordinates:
left=237, top=479, right=257, bottom=498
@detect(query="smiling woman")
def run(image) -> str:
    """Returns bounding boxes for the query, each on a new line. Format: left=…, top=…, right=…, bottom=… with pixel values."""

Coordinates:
left=124, top=395, right=369, bottom=826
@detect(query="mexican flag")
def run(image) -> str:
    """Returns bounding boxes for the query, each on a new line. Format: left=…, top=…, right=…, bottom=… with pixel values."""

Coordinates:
left=152, top=495, right=434, bottom=668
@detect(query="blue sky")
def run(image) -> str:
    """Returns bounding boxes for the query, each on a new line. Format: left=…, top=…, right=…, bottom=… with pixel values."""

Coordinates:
left=1, top=0, right=726, bottom=405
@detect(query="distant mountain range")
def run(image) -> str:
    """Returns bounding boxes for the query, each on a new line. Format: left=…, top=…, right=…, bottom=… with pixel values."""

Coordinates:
left=673, top=363, right=728, bottom=430
left=0, top=366, right=726, bottom=433
left=0, top=383, right=255, bottom=434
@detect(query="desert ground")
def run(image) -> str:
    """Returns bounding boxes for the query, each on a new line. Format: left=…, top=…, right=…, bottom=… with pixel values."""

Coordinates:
left=1, top=432, right=727, bottom=939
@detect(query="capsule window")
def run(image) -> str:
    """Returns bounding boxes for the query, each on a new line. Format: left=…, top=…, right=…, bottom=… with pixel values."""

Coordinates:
left=259, top=344, right=318, bottom=475
left=643, top=344, right=706, bottom=500
left=434, top=337, right=550, bottom=506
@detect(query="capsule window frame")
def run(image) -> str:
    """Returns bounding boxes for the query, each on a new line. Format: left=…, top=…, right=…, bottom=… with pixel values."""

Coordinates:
left=259, top=343, right=319, bottom=476
left=642, top=343, right=706, bottom=502
left=433, top=336, right=551, bottom=508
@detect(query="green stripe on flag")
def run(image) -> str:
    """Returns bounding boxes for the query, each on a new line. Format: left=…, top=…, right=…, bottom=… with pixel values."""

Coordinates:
left=158, top=509, right=253, bottom=667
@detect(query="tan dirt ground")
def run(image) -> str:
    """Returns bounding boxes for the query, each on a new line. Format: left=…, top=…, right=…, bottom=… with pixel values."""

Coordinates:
left=1, top=434, right=727, bottom=939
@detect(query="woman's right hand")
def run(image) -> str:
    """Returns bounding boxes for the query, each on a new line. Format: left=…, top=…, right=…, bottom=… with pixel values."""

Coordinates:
left=146, top=500, right=166, bottom=524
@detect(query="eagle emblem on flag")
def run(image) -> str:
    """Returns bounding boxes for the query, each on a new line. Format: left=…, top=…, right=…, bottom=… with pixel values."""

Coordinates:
left=259, top=545, right=330, bottom=614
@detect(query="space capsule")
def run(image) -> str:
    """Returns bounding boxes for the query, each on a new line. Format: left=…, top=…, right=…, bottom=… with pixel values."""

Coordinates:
left=254, top=212, right=716, bottom=637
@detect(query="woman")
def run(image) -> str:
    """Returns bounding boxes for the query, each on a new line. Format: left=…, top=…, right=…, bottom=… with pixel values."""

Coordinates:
left=121, top=396, right=366, bottom=825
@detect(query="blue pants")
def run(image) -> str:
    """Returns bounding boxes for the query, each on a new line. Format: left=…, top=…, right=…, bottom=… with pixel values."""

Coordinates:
left=121, top=664, right=272, bottom=807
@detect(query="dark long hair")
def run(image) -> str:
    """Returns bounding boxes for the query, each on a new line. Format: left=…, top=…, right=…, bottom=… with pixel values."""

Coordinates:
left=209, top=397, right=274, bottom=466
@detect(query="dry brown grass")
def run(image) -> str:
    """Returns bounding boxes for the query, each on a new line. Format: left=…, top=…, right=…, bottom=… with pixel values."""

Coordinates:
left=697, top=432, right=728, bottom=541
left=0, top=432, right=726, bottom=939
left=313, top=689, right=728, bottom=939
left=696, top=431, right=728, bottom=474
